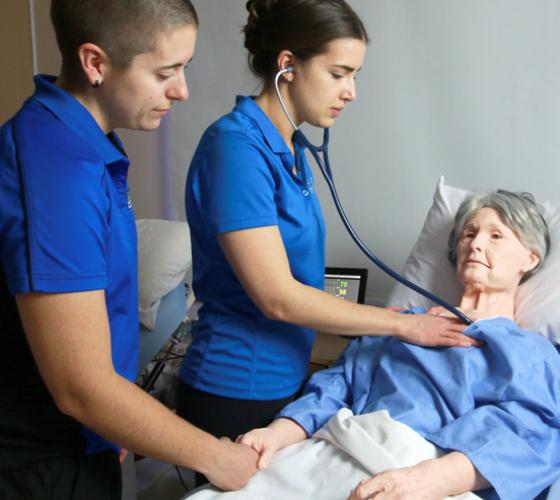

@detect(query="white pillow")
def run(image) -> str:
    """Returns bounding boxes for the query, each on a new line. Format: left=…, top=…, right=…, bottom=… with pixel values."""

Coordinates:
left=137, top=219, right=191, bottom=330
left=386, top=176, right=560, bottom=345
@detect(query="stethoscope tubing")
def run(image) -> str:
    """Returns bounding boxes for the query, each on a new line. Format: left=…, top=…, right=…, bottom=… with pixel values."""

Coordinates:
left=275, top=69, right=472, bottom=326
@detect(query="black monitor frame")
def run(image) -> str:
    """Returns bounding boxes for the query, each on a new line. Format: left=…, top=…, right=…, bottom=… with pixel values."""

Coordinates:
left=324, top=267, right=368, bottom=304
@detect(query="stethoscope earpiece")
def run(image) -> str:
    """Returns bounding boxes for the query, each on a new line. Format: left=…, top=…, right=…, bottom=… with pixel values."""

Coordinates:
left=274, top=68, right=299, bottom=130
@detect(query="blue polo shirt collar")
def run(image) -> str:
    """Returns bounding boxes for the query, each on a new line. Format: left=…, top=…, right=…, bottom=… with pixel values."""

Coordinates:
left=32, top=75, right=127, bottom=165
left=234, top=95, right=293, bottom=155
left=233, top=95, right=313, bottom=187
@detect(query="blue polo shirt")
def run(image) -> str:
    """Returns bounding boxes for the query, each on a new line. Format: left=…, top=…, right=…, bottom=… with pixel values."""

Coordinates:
left=181, top=96, right=326, bottom=400
left=0, top=75, right=138, bottom=463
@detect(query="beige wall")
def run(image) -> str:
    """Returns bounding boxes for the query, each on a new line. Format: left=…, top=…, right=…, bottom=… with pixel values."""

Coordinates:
left=0, top=1, right=34, bottom=122
left=32, top=0, right=60, bottom=74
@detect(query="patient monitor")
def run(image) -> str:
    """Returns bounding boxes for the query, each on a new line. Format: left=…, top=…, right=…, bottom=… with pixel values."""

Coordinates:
left=324, top=267, right=368, bottom=304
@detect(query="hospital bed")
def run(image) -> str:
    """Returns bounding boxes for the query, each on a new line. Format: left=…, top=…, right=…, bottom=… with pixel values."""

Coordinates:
left=181, top=177, right=560, bottom=500
left=136, top=218, right=191, bottom=374
left=122, top=219, right=192, bottom=500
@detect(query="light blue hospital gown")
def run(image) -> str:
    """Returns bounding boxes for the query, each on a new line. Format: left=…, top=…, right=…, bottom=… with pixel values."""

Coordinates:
left=278, top=315, right=560, bottom=500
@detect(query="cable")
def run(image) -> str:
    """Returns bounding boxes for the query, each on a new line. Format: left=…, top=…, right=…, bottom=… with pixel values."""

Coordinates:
left=175, top=465, right=191, bottom=492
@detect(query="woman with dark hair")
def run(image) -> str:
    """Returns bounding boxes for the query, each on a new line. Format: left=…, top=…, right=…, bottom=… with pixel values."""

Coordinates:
left=0, top=1, right=257, bottom=497
left=177, top=0, right=477, bottom=472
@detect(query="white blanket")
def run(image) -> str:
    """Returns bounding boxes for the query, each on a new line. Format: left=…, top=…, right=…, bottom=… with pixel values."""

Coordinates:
left=184, top=409, right=482, bottom=500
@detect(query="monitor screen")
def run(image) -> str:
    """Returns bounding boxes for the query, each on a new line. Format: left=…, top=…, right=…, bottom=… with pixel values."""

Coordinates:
left=324, top=267, right=368, bottom=304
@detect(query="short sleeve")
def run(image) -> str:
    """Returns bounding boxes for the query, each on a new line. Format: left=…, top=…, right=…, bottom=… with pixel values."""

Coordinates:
left=1, top=111, right=110, bottom=294
left=189, top=130, right=278, bottom=236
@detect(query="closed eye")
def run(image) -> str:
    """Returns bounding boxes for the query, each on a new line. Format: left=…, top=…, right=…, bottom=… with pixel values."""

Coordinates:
left=157, top=73, right=174, bottom=81
left=156, top=60, right=191, bottom=82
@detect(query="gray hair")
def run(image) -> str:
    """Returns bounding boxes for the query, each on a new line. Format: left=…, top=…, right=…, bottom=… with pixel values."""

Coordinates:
left=448, top=190, right=550, bottom=283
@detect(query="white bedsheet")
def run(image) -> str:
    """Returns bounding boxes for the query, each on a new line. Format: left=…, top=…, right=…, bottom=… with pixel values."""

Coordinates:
left=184, top=409, right=481, bottom=500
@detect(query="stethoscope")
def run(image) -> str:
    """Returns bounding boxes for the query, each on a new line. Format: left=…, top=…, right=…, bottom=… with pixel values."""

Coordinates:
left=274, top=67, right=473, bottom=326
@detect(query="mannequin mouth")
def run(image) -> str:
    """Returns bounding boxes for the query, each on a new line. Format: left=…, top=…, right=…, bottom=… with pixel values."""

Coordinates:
left=464, top=259, right=490, bottom=268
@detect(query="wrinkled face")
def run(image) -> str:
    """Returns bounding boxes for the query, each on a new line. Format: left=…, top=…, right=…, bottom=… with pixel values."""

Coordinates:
left=289, top=37, right=366, bottom=128
left=101, top=24, right=197, bottom=131
left=455, top=208, right=539, bottom=292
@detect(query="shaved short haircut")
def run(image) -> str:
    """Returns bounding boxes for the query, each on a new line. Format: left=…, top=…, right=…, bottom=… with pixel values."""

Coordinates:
left=51, top=0, right=198, bottom=80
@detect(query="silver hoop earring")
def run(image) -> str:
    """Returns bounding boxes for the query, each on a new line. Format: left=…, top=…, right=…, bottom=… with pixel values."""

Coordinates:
left=92, top=80, right=102, bottom=88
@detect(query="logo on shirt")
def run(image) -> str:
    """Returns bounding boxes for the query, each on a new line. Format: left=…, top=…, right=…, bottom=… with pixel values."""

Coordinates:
left=127, top=190, right=133, bottom=210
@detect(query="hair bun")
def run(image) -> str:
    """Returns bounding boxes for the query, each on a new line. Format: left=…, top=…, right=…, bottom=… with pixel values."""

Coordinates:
left=245, top=1, right=259, bottom=34
left=245, top=0, right=276, bottom=16
left=243, top=0, right=368, bottom=81
left=244, top=0, right=276, bottom=57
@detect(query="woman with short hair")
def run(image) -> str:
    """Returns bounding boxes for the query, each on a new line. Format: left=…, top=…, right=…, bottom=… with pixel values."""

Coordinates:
left=0, top=1, right=257, bottom=497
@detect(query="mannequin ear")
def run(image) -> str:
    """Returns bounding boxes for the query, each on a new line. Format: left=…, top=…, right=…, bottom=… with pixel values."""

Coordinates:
left=277, top=50, right=296, bottom=81
left=76, top=42, right=111, bottom=87
left=521, top=251, right=540, bottom=275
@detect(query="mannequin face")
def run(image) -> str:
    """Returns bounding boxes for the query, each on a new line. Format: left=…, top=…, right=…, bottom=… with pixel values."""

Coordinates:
left=455, top=208, right=539, bottom=293
left=286, top=37, right=366, bottom=128
left=97, top=24, right=197, bottom=132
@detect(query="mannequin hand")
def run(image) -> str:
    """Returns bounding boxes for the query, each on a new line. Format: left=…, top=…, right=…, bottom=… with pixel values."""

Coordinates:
left=237, top=418, right=307, bottom=470
left=348, top=453, right=488, bottom=499
left=347, top=462, right=447, bottom=500
left=236, top=427, right=283, bottom=470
